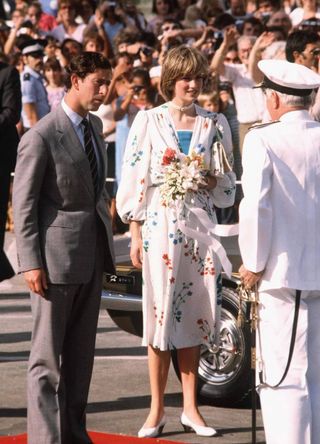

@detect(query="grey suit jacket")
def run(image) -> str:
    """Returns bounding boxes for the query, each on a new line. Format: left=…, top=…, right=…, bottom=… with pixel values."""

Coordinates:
left=13, top=105, right=115, bottom=284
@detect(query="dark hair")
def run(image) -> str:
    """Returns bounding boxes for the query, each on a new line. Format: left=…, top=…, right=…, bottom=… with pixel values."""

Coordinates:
left=58, top=0, right=76, bottom=8
left=44, top=57, right=62, bottom=71
left=136, top=31, right=159, bottom=48
left=45, top=35, right=60, bottom=46
left=28, top=1, right=43, bottom=17
left=213, top=13, right=236, bottom=30
left=152, top=0, right=177, bottom=15
left=61, top=38, right=83, bottom=59
left=256, top=0, right=280, bottom=9
left=64, top=51, right=111, bottom=89
left=132, top=67, right=151, bottom=88
left=242, top=16, right=264, bottom=33
left=285, top=30, right=320, bottom=62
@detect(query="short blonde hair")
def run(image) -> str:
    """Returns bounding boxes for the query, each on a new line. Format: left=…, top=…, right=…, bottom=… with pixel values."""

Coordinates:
left=160, top=45, right=210, bottom=101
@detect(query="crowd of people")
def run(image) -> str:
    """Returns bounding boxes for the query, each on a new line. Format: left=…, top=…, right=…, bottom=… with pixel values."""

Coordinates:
left=1, top=1, right=320, bottom=444
left=0, top=0, right=319, bottom=232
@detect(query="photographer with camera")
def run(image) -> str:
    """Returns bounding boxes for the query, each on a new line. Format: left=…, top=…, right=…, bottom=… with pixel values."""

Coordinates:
left=192, top=27, right=222, bottom=62
left=211, top=26, right=266, bottom=153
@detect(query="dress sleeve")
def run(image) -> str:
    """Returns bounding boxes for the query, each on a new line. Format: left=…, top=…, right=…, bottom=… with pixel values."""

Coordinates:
left=116, top=110, right=151, bottom=223
left=211, top=113, right=236, bottom=208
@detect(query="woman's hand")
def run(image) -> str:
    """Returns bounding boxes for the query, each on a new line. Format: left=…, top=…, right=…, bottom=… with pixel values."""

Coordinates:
left=129, top=221, right=143, bottom=269
left=206, top=175, right=217, bottom=190
left=199, top=175, right=217, bottom=191
left=130, top=237, right=143, bottom=269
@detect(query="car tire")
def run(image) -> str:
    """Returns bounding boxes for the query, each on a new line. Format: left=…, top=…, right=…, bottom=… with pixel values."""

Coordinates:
left=172, top=285, right=253, bottom=407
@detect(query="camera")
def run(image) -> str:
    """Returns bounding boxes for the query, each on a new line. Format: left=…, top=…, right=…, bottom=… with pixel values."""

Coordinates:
left=218, top=81, right=232, bottom=92
left=213, top=31, right=224, bottom=50
left=140, top=46, right=153, bottom=57
left=21, top=20, right=33, bottom=28
left=261, top=12, right=271, bottom=23
left=213, top=31, right=223, bottom=40
left=235, top=19, right=244, bottom=32
left=133, top=85, right=144, bottom=93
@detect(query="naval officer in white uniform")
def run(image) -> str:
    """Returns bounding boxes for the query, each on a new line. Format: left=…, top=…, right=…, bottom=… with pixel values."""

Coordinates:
left=238, top=59, right=320, bottom=444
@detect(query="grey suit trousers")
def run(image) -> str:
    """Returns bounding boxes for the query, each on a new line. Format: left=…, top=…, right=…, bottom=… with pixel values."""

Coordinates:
left=27, top=224, right=105, bottom=444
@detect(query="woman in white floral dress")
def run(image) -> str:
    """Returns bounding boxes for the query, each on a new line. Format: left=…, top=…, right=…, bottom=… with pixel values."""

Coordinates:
left=117, top=46, right=236, bottom=438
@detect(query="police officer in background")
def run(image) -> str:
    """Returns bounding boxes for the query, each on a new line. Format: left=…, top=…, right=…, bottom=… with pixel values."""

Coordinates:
left=20, top=38, right=50, bottom=131
left=239, top=60, right=320, bottom=444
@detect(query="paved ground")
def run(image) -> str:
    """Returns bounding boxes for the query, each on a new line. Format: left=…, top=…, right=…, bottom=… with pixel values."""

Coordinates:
left=0, top=233, right=266, bottom=443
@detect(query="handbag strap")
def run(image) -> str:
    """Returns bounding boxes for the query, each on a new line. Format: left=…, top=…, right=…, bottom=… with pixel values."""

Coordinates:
left=258, top=289, right=301, bottom=389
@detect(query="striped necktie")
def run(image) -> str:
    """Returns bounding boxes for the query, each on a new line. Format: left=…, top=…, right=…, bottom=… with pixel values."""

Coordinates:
left=81, top=118, right=99, bottom=196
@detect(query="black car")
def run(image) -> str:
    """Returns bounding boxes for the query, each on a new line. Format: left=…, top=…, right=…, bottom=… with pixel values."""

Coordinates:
left=101, top=235, right=253, bottom=407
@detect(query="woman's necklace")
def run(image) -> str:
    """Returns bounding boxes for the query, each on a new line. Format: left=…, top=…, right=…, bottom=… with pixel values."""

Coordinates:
left=169, top=101, right=195, bottom=112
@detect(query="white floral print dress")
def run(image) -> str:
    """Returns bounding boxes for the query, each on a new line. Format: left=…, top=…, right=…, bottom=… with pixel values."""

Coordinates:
left=117, top=103, right=236, bottom=351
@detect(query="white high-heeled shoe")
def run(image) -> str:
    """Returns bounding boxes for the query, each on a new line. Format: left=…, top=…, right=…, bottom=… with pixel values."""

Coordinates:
left=180, top=412, right=218, bottom=437
left=138, top=415, right=166, bottom=438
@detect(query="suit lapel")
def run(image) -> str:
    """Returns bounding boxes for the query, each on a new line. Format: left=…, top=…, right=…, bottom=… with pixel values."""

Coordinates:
left=55, top=105, right=94, bottom=198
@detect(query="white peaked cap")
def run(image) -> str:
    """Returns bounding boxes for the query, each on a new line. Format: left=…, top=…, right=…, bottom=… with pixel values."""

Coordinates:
left=256, top=59, right=320, bottom=96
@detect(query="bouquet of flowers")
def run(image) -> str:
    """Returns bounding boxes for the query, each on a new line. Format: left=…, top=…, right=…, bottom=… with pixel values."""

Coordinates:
left=160, top=148, right=209, bottom=207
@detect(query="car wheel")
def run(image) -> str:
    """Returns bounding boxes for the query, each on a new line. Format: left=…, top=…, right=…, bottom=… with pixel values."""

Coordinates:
left=172, top=285, right=252, bottom=407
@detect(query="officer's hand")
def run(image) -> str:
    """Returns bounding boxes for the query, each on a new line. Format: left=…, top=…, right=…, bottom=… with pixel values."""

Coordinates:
left=24, top=268, right=48, bottom=297
left=239, top=265, right=263, bottom=290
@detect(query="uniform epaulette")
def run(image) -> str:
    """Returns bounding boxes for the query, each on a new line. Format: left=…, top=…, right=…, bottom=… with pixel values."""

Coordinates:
left=248, top=120, right=280, bottom=131
left=23, top=73, right=30, bottom=81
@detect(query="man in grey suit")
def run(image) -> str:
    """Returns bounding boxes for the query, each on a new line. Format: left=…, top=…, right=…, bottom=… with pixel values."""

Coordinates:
left=13, top=52, right=115, bottom=444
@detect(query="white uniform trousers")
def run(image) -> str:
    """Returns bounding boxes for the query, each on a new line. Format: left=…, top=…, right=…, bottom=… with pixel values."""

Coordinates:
left=257, top=288, right=320, bottom=444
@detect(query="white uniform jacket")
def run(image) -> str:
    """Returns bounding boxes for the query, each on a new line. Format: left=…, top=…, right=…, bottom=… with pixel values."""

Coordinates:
left=239, top=110, right=320, bottom=291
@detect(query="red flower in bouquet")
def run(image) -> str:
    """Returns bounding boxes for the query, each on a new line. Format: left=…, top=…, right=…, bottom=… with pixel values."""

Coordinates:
left=162, top=148, right=177, bottom=166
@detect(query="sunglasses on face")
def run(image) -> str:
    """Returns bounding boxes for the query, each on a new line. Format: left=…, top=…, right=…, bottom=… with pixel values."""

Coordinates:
left=301, top=48, right=320, bottom=57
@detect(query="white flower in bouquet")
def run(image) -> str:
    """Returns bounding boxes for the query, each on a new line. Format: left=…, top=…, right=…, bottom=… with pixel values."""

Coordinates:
left=160, top=148, right=209, bottom=207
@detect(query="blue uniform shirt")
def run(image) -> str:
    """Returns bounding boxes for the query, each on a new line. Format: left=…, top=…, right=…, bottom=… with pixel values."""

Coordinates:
left=21, top=66, right=50, bottom=129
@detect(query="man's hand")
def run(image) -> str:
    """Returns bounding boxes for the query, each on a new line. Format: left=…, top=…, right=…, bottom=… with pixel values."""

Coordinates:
left=24, top=268, right=48, bottom=297
left=239, top=265, right=263, bottom=290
